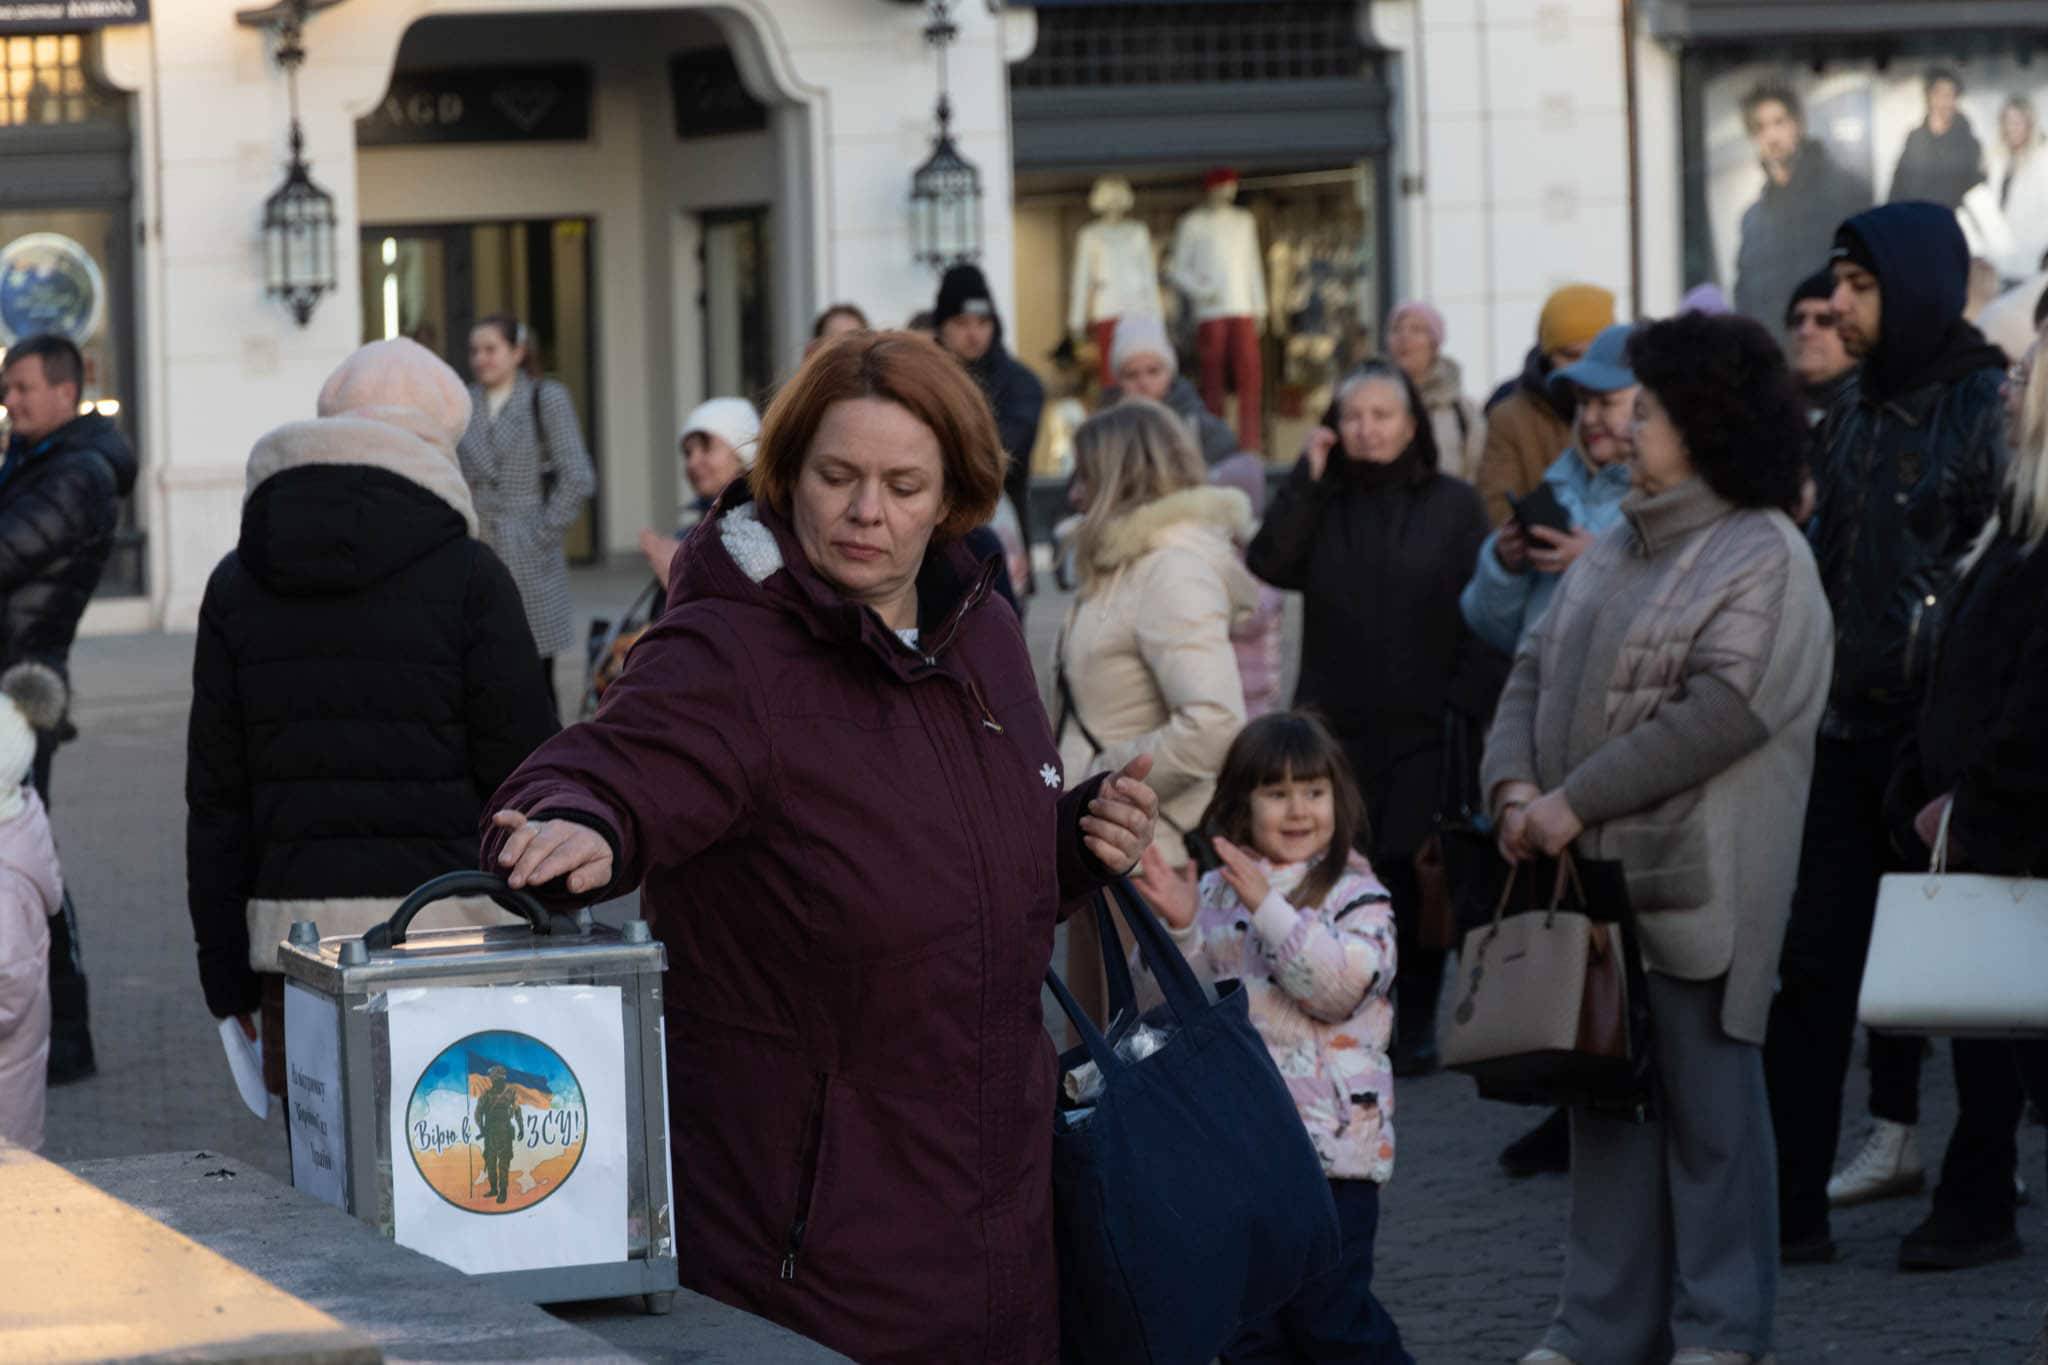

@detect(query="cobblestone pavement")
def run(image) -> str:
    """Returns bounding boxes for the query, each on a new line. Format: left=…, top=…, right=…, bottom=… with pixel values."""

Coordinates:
left=38, top=566, right=2048, bottom=1363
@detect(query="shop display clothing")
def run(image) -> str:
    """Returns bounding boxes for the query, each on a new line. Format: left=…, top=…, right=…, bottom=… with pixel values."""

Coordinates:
left=1069, top=216, right=1162, bottom=386
left=1198, top=316, right=1264, bottom=453
left=1172, top=203, right=1269, bottom=451
left=1733, top=138, right=1873, bottom=329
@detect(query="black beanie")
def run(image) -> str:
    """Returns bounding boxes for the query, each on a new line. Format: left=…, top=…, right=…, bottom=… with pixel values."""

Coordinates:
left=934, top=263, right=998, bottom=330
left=1785, top=267, right=1837, bottom=327
left=1829, top=224, right=1880, bottom=278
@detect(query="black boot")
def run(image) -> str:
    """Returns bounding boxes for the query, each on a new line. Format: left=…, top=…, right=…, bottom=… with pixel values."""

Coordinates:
left=1899, top=1203, right=2022, bottom=1271
left=46, top=891, right=95, bottom=1086
left=1499, top=1107, right=1571, bottom=1177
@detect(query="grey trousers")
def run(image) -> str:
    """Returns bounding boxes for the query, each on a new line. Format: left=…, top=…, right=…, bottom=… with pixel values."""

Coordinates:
left=1543, top=973, right=1778, bottom=1365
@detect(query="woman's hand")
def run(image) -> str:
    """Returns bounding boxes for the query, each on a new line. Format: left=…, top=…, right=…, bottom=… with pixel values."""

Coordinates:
left=1523, top=790, right=1585, bottom=858
left=638, top=527, right=681, bottom=584
left=1211, top=836, right=1273, bottom=911
left=1082, top=754, right=1159, bottom=875
left=492, top=810, right=615, bottom=894
left=1914, top=792, right=1953, bottom=852
left=1495, top=520, right=1531, bottom=573
left=1493, top=780, right=1542, bottom=864
left=1131, top=843, right=1199, bottom=930
left=1527, top=524, right=1595, bottom=576
left=1304, top=426, right=1339, bottom=481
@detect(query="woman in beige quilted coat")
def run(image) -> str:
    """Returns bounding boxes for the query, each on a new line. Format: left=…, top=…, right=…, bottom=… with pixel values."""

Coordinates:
left=1484, top=313, right=1831, bottom=1365
left=1056, top=399, right=1257, bottom=1027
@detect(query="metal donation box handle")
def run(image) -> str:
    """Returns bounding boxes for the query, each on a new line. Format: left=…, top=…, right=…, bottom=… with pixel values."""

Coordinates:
left=364, top=871, right=585, bottom=950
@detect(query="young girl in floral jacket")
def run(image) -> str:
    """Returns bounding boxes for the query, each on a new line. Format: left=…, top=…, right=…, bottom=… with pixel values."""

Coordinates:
left=1133, top=710, right=1411, bottom=1364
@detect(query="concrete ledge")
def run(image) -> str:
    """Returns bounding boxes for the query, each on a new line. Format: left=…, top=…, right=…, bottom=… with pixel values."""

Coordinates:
left=0, top=1143, right=379, bottom=1364
left=67, top=1150, right=849, bottom=1364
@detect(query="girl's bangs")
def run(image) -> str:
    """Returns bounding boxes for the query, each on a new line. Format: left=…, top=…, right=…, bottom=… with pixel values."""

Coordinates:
left=1240, top=717, right=1342, bottom=790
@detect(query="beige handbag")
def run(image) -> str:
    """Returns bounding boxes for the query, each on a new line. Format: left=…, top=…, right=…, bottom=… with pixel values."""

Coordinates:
left=1859, top=803, right=2048, bottom=1038
left=1441, top=856, right=1649, bottom=1111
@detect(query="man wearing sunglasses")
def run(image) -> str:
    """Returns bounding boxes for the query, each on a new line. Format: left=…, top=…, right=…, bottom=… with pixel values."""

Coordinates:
left=1786, top=268, right=1859, bottom=429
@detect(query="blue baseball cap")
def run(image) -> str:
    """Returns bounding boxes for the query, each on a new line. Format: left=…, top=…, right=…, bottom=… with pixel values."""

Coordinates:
left=1548, top=322, right=1636, bottom=397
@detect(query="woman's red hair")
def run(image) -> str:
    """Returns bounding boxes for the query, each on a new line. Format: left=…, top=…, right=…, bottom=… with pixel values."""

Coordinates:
left=749, top=330, right=1007, bottom=541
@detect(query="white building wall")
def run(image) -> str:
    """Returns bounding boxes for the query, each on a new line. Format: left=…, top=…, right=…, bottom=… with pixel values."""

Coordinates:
left=92, top=0, right=1014, bottom=632
left=1377, top=0, right=1684, bottom=396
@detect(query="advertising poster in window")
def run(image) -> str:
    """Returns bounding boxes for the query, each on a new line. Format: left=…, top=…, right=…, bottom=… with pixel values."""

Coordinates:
left=1699, top=56, right=2048, bottom=330
left=387, top=985, right=626, bottom=1276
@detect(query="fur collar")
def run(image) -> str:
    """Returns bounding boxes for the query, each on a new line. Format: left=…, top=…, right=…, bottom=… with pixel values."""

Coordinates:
left=718, top=501, right=782, bottom=585
left=245, top=407, right=478, bottom=535
left=1091, top=485, right=1253, bottom=573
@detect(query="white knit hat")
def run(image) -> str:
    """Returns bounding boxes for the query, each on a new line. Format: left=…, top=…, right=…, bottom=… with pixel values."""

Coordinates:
left=0, top=663, right=64, bottom=823
left=1110, top=315, right=1176, bottom=379
left=680, top=398, right=762, bottom=468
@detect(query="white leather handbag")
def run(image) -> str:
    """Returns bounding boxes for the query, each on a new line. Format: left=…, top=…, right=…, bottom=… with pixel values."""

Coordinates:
left=1859, top=803, right=2048, bottom=1038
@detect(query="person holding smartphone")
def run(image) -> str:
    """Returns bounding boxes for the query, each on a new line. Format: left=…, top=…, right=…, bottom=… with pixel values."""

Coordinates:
left=1462, top=324, right=1640, bottom=1180
left=1461, top=323, right=1640, bottom=658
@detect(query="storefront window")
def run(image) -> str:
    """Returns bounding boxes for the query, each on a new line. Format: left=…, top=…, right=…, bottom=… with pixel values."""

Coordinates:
left=0, top=33, right=138, bottom=596
left=0, top=33, right=120, bottom=128
left=1012, top=162, right=1377, bottom=476
left=360, top=219, right=602, bottom=562
left=1686, top=38, right=2048, bottom=330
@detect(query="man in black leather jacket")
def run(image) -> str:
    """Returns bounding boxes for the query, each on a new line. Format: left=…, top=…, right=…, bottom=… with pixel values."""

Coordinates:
left=1764, top=204, right=2008, bottom=1266
left=0, top=333, right=139, bottom=1084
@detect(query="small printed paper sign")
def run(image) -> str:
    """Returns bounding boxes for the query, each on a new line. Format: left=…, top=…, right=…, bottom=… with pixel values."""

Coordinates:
left=387, top=985, right=625, bottom=1275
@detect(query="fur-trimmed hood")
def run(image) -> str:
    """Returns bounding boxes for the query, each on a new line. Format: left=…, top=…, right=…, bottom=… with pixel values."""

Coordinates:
left=245, top=409, right=477, bottom=536
left=1089, top=485, right=1254, bottom=574
left=244, top=338, right=478, bottom=535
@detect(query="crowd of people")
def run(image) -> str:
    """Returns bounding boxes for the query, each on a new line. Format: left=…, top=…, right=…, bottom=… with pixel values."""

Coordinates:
left=0, top=164, right=2036, bottom=1364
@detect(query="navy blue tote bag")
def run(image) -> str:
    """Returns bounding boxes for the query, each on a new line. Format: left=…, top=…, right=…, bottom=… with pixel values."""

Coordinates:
left=1045, top=879, right=1342, bottom=1365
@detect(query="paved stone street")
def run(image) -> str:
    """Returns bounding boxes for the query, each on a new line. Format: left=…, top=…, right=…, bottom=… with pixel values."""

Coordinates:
left=38, top=564, right=2048, bottom=1363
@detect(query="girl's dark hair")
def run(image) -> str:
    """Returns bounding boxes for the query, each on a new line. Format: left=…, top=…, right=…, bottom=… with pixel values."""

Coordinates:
left=1198, top=712, right=1368, bottom=911
left=1625, top=312, right=1805, bottom=513
left=473, top=313, right=545, bottom=380
left=1318, top=360, right=1440, bottom=480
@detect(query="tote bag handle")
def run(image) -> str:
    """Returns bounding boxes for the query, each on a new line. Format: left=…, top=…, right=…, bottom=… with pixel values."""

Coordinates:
left=1046, top=879, right=1218, bottom=1073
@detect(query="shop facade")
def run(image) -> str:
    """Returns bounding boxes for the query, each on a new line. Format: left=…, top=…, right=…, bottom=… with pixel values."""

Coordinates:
left=58, top=0, right=1015, bottom=634
left=1004, top=0, right=1394, bottom=483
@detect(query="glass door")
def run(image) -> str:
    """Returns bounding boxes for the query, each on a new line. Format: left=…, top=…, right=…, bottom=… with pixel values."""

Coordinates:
left=360, top=219, right=600, bottom=562
left=698, top=208, right=772, bottom=404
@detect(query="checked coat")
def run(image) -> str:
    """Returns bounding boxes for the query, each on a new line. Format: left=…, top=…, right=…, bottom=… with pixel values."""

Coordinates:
left=457, top=372, right=597, bottom=659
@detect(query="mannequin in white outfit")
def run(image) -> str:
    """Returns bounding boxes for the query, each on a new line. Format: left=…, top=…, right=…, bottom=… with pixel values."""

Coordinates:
left=1169, top=169, right=1268, bottom=451
left=1069, top=177, right=1164, bottom=387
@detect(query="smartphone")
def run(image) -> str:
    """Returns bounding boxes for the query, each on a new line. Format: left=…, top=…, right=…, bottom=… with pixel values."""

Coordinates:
left=1511, top=484, right=1573, bottom=536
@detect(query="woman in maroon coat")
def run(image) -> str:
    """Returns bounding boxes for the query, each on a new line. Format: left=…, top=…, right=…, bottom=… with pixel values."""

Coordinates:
left=482, top=332, right=1158, bottom=1364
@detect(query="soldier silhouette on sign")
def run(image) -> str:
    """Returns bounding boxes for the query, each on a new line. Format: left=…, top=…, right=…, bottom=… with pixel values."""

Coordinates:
left=476, top=1065, right=522, bottom=1204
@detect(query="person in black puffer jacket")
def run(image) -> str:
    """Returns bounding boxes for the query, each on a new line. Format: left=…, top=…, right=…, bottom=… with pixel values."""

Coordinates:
left=0, top=333, right=141, bottom=1086
left=1765, top=201, right=2010, bottom=1266
left=1248, top=362, right=1507, bottom=1076
left=185, top=339, right=557, bottom=1101
left=1883, top=322, right=2048, bottom=1271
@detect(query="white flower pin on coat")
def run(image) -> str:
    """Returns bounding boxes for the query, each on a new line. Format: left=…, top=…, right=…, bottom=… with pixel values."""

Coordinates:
left=1040, top=763, right=1060, bottom=788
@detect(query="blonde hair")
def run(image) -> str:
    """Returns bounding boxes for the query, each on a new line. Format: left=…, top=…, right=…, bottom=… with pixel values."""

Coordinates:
left=2001, top=325, right=2048, bottom=549
left=1070, top=399, right=1205, bottom=596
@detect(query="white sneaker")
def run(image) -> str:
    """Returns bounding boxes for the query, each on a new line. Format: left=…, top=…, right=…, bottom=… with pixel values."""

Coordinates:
left=1827, top=1118, right=1924, bottom=1207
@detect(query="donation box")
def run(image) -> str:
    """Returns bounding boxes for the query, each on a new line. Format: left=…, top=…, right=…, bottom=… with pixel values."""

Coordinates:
left=276, top=871, right=677, bottom=1310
